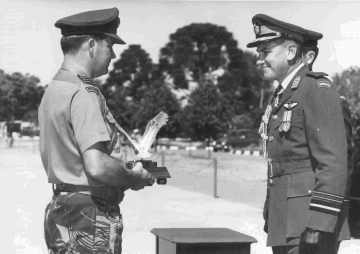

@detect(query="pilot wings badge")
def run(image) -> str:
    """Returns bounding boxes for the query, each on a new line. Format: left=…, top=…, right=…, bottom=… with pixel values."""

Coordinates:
left=279, top=102, right=298, bottom=133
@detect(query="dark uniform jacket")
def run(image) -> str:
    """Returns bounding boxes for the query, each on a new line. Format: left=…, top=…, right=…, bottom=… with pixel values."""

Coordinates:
left=262, top=65, right=350, bottom=246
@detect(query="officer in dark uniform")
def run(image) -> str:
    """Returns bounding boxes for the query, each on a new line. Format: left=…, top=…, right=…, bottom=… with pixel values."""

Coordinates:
left=38, top=8, right=154, bottom=253
left=247, top=14, right=350, bottom=254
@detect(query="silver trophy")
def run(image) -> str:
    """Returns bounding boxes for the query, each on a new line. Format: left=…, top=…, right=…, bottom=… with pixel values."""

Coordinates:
left=119, top=111, right=171, bottom=184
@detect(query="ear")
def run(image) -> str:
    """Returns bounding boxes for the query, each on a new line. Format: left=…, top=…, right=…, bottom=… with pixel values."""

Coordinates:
left=88, top=38, right=96, bottom=58
left=287, top=43, right=298, bottom=61
left=304, top=50, right=316, bottom=65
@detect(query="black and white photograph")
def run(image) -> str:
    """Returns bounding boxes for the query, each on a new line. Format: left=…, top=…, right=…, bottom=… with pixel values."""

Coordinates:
left=1, top=0, right=360, bottom=253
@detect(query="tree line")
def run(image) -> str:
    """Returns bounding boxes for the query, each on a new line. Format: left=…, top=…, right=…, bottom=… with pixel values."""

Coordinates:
left=102, top=23, right=267, bottom=140
left=1, top=23, right=360, bottom=143
left=0, top=69, right=44, bottom=123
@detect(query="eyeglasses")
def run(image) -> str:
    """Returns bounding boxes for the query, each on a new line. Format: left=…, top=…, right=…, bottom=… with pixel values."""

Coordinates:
left=256, top=40, right=285, bottom=59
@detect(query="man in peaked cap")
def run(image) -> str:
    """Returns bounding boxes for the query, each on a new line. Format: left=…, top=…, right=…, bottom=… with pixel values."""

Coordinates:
left=39, top=8, right=154, bottom=253
left=248, top=14, right=350, bottom=254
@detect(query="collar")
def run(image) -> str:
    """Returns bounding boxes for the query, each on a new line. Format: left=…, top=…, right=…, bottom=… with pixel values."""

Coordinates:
left=56, top=67, right=97, bottom=86
left=53, top=68, right=81, bottom=84
left=278, top=62, right=304, bottom=94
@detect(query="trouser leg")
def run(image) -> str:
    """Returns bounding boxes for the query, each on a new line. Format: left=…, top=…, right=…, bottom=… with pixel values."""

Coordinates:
left=272, top=238, right=339, bottom=254
left=299, top=233, right=339, bottom=254
left=272, top=245, right=298, bottom=254
left=44, top=193, right=123, bottom=254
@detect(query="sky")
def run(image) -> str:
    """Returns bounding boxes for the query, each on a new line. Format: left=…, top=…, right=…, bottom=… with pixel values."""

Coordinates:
left=1, top=0, right=360, bottom=85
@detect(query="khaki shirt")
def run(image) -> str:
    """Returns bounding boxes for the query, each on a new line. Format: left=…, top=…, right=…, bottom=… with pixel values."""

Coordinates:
left=38, top=69, right=117, bottom=186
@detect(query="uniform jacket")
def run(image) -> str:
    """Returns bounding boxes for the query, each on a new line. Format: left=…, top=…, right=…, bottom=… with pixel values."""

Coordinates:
left=262, top=66, right=350, bottom=246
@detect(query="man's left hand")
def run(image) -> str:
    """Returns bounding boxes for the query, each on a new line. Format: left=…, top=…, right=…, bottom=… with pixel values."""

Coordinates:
left=301, top=228, right=320, bottom=244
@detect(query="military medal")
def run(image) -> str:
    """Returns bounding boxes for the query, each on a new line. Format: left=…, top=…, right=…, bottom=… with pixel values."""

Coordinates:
left=279, top=102, right=298, bottom=133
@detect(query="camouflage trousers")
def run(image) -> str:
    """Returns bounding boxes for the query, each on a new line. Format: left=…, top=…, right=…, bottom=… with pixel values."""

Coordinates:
left=44, top=192, right=123, bottom=254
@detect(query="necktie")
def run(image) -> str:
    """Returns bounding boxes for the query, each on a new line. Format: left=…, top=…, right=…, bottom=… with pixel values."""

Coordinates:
left=272, top=84, right=283, bottom=107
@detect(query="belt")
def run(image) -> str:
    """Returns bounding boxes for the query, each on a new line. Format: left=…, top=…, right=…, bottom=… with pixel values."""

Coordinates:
left=52, top=183, right=124, bottom=211
left=268, top=159, right=313, bottom=178
left=52, top=183, right=107, bottom=195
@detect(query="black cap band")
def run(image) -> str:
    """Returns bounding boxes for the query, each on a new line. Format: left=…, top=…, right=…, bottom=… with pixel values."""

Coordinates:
left=61, top=17, right=119, bottom=37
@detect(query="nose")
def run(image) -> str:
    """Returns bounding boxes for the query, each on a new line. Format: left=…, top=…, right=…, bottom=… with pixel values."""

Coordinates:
left=257, top=51, right=266, bottom=61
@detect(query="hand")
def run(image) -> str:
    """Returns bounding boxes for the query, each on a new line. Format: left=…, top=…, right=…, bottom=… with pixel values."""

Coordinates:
left=302, top=228, right=320, bottom=244
left=130, top=161, right=155, bottom=190
left=299, top=228, right=321, bottom=253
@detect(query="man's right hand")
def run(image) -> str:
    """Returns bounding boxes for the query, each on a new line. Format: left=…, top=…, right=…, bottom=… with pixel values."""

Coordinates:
left=130, top=161, right=155, bottom=190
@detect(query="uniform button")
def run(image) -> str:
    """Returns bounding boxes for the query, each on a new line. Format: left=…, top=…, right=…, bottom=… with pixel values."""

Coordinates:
left=272, top=115, right=278, bottom=119
left=308, top=190, right=312, bottom=194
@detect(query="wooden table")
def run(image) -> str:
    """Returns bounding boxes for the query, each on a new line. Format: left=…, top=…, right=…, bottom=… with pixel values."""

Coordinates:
left=151, top=228, right=257, bottom=254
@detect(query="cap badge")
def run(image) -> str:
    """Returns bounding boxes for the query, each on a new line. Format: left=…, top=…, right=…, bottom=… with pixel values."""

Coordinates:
left=254, top=24, right=261, bottom=36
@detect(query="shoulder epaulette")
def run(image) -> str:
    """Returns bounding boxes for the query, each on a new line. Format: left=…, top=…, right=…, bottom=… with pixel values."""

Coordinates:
left=306, top=71, right=328, bottom=79
left=307, top=71, right=333, bottom=88
left=85, top=86, right=100, bottom=95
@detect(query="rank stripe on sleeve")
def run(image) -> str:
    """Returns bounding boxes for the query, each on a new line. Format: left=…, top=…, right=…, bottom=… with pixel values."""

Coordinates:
left=309, top=191, right=344, bottom=215
left=309, top=204, right=340, bottom=216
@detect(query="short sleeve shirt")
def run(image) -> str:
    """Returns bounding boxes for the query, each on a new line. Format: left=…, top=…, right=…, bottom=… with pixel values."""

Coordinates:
left=38, top=69, right=117, bottom=186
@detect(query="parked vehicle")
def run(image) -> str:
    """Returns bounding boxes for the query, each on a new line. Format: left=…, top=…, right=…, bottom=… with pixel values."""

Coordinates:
left=212, top=139, right=230, bottom=152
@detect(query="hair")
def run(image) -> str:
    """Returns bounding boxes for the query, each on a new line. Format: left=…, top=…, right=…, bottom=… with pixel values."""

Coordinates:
left=300, top=44, right=319, bottom=70
left=60, top=34, right=109, bottom=54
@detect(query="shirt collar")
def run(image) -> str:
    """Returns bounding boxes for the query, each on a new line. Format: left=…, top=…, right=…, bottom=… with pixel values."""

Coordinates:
left=279, top=62, right=304, bottom=94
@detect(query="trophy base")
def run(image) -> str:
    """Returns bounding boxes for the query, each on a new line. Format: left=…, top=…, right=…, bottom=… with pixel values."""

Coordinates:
left=127, top=160, right=171, bottom=185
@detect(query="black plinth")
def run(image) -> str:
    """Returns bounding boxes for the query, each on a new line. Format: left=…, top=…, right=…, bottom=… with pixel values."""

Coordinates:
left=151, top=228, right=257, bottom=254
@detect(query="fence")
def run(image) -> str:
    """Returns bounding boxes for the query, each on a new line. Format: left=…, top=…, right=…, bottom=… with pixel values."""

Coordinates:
left=151, top=149, right=267, bottom=207
left=1, top=137, right=267, bottom=207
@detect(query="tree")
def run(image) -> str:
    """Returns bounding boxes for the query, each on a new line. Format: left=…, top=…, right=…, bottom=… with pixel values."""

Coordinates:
left=133, top=80, right=181, bottom=138
left=105, top=44, right=154, bottom=100
left=179, top=82, right=232, bottom=140
left=230, top=114, right=256, bottom=130
left=332, top=67, right=360, bottom=235
left=159, top=23, right=243, bottom=89
left=158, top=23, right=267, bottom=139
left=102, top=44, right=155, bottom=130
left=103, top=44, right=181, bottom=136
left=0, top=69, right=44, bottom=122
left=333, top=67, right=360, bottom=119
